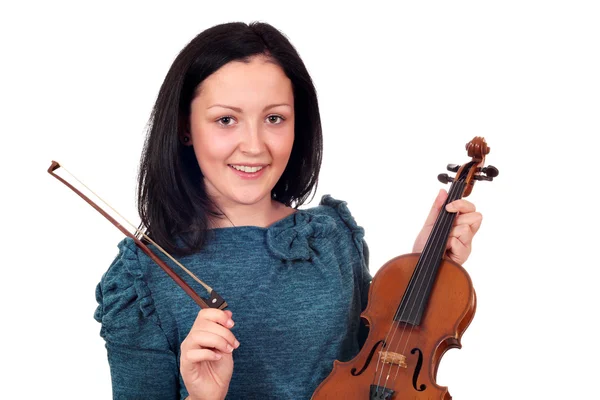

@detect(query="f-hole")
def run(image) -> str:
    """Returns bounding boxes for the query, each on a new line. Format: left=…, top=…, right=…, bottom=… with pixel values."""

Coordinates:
left=351, top=340, right=385, bottom=376
left=411, top=348, right=426, bottom=391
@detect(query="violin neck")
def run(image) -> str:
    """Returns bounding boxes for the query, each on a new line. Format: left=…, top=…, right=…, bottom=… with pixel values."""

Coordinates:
left=394, top=179, right=467, bottom=326
left=421, top=180, right=466, bottom=260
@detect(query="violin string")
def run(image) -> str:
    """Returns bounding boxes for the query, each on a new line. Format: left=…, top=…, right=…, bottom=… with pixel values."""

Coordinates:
left=386, top=181, right=463, bottom=388
left=371, top=183, right=459, bottom=392
left=372, top=181, right=463, bottom=393
left=390, top=187, right=460, bottom=385
left=374, top=204, right=456, bottom=392
left=58, top=165, right=213, bottom=292
left=389, top=181, right=460, bottom=385
left=369, top=188, right=458, bottom=393
left=377, top=182, right=461, bottom=391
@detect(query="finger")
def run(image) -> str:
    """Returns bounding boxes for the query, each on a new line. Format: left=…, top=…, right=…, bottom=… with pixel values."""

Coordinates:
left=187, top=330, right=237, bottom=354
left=449, top=224, right=474, bottom=248
left=183, top=348, right=224, bottom=363
left=446, top=236, right=471, bottom=265
left=422, top=189, right=448, bottom=228
left=453, top=212, right=483, bottom=234
left=446, top=199, right=476, bottom=214
left=190, top=322, right=240, bottom=350
left=194, top=308, right=235, bottom=329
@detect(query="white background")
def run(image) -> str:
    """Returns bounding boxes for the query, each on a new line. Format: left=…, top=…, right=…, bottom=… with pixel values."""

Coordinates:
left=1, top=1, right=598, bottom=399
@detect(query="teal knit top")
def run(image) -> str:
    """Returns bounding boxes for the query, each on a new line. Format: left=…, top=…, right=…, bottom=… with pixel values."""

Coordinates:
left=94, top=195, right=371, bottom=399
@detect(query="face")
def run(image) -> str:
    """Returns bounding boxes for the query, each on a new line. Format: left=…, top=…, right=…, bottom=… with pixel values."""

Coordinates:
left=185, top=56, right=295, bottom=209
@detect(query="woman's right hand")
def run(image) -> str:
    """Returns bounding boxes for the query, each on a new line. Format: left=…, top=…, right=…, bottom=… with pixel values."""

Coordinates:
left=180, top=308, right=239, bottom=400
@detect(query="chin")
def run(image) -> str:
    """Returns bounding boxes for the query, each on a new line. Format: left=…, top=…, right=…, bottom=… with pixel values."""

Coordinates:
left=229, top=191, right=272, bottom=206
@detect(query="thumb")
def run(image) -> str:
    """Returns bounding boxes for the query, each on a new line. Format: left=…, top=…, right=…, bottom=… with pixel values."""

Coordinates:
left=422, top=189, right=448, bottom=228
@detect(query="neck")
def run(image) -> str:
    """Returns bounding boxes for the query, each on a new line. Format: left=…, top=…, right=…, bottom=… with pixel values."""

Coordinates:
left=207, top=193, right=289, bottom=229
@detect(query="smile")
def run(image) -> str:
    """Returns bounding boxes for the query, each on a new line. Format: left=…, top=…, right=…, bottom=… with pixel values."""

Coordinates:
left=229, top=165, right=265, bottom=173
left=228, top=164, right=269, bottom=180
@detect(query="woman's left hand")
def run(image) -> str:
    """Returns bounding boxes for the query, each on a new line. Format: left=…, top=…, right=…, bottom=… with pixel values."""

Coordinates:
left=412, top=189, right=482, bottom=265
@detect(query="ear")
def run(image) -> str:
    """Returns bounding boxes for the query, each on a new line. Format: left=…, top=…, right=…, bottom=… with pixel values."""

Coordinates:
left=180, top=133, right=193, bottom=146
left=179, top=120, right=193, bottom=146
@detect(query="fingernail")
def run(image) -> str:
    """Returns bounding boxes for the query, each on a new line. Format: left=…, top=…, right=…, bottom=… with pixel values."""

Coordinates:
left=234, top=340, right=240, bottom=348
left=446, top=203, right=456, bottom=212
left=215, top=353, right=222, bottom=360
left=227, top=319, right=234, bottom=328
left=227, top=344, right=233, bottom=352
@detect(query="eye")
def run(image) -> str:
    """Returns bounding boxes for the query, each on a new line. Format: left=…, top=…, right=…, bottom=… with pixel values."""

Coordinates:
left=266, top=115, right=285, bottom=125
left=217, top=116, right=236, bottom=127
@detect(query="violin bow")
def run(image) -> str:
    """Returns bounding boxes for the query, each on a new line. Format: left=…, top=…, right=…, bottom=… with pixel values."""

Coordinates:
left=47, top=161, right=226, bottom=310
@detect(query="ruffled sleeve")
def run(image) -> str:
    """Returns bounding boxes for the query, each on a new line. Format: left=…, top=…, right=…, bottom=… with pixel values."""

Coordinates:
left=319, top=195, right=369, bottom=270
left=95, top=238, right=180, bottom=399
left=319, top=195, right=372, bottom=348
left=266, top=211, right=338, bottom=261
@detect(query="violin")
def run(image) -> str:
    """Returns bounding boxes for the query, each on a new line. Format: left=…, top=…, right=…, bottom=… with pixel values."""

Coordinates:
left=311, top=137, right=498, bottom=400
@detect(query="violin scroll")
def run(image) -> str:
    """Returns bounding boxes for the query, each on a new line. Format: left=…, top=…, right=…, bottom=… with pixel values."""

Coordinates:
left=437, top=136, right=499, bottom=197
left=465, top=136, right=489, bottom=159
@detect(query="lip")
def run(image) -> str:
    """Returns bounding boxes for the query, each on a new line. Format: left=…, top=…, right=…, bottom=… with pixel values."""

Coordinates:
left=228, top=164, right=268, bottom=180
left=228, top=163, right=269, bottom=167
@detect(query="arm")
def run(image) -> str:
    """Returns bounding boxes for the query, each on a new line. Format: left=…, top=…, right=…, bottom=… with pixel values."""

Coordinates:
left=95, top=240, right=180, bottom=399
left=357, top=239, right=372, bottom=349
left=104, top=337, right=179, bottom=398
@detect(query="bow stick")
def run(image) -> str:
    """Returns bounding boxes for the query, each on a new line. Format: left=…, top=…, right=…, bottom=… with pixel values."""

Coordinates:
left=48, top=161, right=226, bottom=310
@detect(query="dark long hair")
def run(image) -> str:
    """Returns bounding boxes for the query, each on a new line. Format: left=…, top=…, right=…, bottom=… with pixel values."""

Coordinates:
left=137, top=22, right=323, bottom=256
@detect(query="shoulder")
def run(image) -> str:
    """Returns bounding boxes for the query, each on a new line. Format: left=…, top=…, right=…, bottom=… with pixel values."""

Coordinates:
left=94, top=238, right=162, bottom=344
left=307, top=195, right=365, bottom=237
left=302, top=194, right=366, bottom=250
left=266, top=194, right=368, bottom=263
left=311, top=195, right=369, bottom=268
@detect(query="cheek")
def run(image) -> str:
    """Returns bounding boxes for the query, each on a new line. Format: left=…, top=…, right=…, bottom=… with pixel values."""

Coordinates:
left=271, top=131, right=295, bottom=163
left=193, top=130, right=235, bottom=170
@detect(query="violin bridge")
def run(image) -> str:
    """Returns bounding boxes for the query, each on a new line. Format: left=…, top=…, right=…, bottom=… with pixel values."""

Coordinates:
left=378, top=351, right=407, bottom=368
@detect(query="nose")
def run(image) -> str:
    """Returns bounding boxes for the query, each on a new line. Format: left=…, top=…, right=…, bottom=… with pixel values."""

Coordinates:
left=239, top=121, right=266, bottom=155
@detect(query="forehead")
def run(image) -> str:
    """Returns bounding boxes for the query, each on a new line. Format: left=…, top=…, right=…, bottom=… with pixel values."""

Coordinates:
left=196, top=56, right=293, bottom=103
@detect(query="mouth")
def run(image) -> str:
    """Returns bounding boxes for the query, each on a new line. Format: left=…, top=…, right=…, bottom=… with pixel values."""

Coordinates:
left=228, top=164, right=269, bottom=179
left=228, top=164, right=266, bottom=173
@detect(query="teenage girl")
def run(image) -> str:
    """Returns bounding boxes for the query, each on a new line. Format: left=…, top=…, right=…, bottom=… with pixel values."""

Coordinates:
left=94, top=21, right=482, bottom=399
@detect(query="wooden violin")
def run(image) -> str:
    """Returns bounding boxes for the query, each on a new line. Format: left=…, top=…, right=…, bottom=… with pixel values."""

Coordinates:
left=311, top=137, right=498, bottom=399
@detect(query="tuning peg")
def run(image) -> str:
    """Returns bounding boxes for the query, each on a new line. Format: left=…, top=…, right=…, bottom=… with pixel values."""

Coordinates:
left=438, top=173, right=454, bottom=184
left=473, top=175, right=493, bottom=181
left=482, top=165, right=499, bottom=178
left=447, top=164, right=460, bottom=172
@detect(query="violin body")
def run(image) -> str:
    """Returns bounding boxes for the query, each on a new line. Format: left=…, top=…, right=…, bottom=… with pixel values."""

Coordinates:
left=312, top=254, right=475, bottom=399
left=312, top=137, right=497, bottom=400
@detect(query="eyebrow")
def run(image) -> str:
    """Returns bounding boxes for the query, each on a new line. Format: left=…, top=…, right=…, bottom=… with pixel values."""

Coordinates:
left=207, top=103, right=292, bottom=112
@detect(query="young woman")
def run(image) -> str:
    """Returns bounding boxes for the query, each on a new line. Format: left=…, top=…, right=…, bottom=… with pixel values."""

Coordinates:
left=94, top=21, right=482, bottom=399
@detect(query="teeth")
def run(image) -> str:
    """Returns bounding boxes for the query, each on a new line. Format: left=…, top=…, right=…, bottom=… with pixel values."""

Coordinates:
left=231, top=165, right=264, bottom=173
